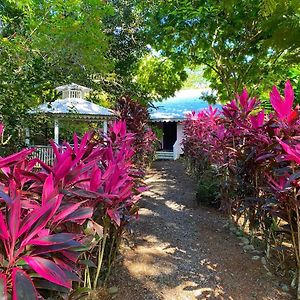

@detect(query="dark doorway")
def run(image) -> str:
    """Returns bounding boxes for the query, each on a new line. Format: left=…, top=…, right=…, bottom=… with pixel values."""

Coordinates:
left=163, top=122, right=177, bottom=150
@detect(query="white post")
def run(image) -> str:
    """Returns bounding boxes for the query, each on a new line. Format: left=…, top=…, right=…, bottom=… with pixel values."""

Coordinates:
left=25, top=127, right=30, bottom=146
left=54, top=119, right=59, bottom=144
left=103, top=120, right=108, bottom=134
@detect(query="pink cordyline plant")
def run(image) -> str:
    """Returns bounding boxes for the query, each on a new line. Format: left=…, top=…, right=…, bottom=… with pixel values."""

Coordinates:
left=0, top=120, right=144, bottom=299
left=0, top=152, right=87, bottom=299
left=183, top=80, right=300, bottom=298
left=270, top=80, right=298, bottom=124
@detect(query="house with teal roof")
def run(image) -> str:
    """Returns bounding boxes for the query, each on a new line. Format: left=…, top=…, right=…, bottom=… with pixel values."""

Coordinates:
left=149, top=89, right=219, bottom=160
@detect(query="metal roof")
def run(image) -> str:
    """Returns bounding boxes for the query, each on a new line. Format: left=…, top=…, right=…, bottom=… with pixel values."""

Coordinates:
left=31, top=98, right=115, bottom=120
left=149, top=89, right=219, bottom=122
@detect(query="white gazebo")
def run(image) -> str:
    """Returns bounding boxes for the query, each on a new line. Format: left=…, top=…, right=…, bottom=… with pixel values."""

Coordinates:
left=28, top=83, right=115, bottom=165
left=29, top=83, right=115, bottom=144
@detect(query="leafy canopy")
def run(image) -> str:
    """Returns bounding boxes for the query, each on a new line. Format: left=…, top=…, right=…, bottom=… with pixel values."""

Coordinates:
left=139, top=0, right=300, bottom=102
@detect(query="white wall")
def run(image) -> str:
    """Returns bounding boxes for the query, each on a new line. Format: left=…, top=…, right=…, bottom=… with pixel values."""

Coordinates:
left=173, top=122, right=184, bottom=159
left=177, top=123, right=184, bottom=149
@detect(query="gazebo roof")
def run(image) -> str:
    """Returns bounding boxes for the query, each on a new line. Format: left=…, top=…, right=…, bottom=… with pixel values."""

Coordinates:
left=32, top=98, right=115, bottom=121
left=149, top=89, right=220, bottom=122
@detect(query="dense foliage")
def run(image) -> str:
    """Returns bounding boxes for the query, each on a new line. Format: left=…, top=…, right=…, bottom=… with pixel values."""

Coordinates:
left=0, top=120, right=145, bottom=299
left=116, top=96, right=157, bottom=169
left=183, top=81, right=300, bottom=298
left=3, top=1, right=300, bottom=152
left=0, top=0, right=189, bottom=150
left=0, top=0, right=112, bottom=149
left=140, top=0, right=300, bottom=102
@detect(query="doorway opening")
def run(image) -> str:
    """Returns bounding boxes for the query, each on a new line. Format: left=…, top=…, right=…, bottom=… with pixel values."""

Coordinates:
left=163, top=122, right=177, bottom=150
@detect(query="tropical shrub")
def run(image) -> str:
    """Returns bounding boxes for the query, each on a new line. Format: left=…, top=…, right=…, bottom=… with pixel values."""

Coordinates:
left=0, top=120, right=144, bottom=299
left=183, top=80, right=300, bottom=298
left=0, top=148, right=91, bottom=299
left=195, top=167, right=220, bottom=208
left=116, top=96, right=157, bottom=169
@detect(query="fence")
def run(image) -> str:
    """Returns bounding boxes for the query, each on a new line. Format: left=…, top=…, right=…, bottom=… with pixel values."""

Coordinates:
left=31, top=145, right=55, bottom=166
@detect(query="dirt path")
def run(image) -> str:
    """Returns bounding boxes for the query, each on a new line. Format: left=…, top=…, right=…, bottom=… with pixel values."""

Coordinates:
left=109, top=161, right=293, bottom=300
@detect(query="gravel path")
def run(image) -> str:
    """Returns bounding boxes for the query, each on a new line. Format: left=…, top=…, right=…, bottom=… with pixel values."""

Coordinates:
left=109, top=160, right=293, bottom=300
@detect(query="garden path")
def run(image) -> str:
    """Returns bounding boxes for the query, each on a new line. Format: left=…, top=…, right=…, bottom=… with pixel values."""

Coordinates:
left=109, top=161, right=292, bottom=300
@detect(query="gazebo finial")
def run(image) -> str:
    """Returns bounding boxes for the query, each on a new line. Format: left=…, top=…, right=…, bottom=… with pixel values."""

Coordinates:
left=55, top=83, right=93, bottom=100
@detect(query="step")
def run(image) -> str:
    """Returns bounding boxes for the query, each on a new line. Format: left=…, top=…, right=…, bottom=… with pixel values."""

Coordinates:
left=155, top=151, right=174, bottom=160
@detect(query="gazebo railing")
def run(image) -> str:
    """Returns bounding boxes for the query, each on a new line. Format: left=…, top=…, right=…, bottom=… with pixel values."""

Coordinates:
left=31, top=145, right=55, bottom=166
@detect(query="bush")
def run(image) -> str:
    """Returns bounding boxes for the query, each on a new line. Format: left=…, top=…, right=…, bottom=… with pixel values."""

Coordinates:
left=183, top=81, right=300, bottom=297
left=195, top=168, right=220, bottom=208
left=0, top=120, right=146, bottom=299
left=116, top=96, right=157, bottom=169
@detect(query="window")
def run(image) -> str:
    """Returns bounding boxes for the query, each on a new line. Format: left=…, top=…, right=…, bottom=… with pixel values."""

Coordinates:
left=62, top=90, right=82, bottom=98
left=70, top=90, right=81, bottom=98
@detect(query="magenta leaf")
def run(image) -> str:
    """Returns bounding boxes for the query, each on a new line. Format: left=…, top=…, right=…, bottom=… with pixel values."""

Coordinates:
left=270, top=86, right=284, bottom=118
left=107, top=209, right=121, bottom=226
left=90, top=167, right=102, bottom=192
left=52, top=202, right=84, bottom=224
left=287, top=109, right=298, bottom=125
left=53, top=257, right=75, bottom=271
left=42, top=174, right=57, bottom=204
left=12, top=268, right=38, bottom=300
left=270, top=80, right=295, bottom=120
left=37, top=229, right=50, bottom=237
left=31, top=239, right=81, bottom=255
left=19, top=199, right=58, bottom=247
left=9, top=195, right=21, bottom=246
left=277, top=138, right=300, bottom=162
left=64, top=159, right=97, bottom=185
left=0, top=210, right=9, bottom=240
left=0, top=118, right=144, bottom=299
left=0, top=148, right=35, bottom=168
left=62, top=207, right=93, bottom=223
left=23, top=256, right=71, bottom=288
left=250, top=110, right=264, bottom=129
left=49, top=140, right=60, bottom=160
left=61, top=250, right=81, bottom=262
left=284, top=80, right=294, bottom=114
left=67, top=187, right=99, bottom=199
left=28, top=233, right=78, bottom=246
left=52, top=151, right=73, bottom=181
left=238, top=88, right=248, bottom=109
left=71, top=132, right=91, bottom=165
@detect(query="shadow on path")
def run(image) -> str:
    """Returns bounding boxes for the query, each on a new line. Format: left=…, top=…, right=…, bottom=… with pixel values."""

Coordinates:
left=109, top=161, right=292, bottom=300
